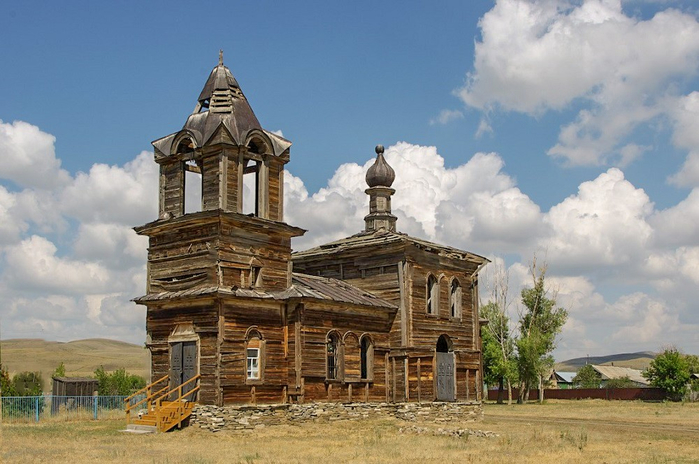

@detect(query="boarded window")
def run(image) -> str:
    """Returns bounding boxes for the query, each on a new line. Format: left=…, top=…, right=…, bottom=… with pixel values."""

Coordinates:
left=360, top=336, right=374, bottom=381
left=344, top=333, right=360, bottom=382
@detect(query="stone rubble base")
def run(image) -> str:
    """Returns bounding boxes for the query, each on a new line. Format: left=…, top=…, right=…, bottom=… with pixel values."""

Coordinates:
left=399, top=424, right=498, bottom=438
left=191, top=401, right=483, bottom=432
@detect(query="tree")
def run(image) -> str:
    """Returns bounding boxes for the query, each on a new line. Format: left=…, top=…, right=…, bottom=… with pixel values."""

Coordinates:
left=643, top=347, right=690, bottom=401
left=0, top=364, right=16, bottom=396
left=481, top=263, right=517, bottom=404
left=12, top=371, right=44, bottom=396
left=94, top=367, right=146, bottom=396
left=572, top=364, right=601, bottom=388
left=516, top=258, right=567, bottom=403
left=53, top=362, right=66, bottom=378
left=482, top=303, right=517, bottom=404
left=605, top=376, right=635, bottom=389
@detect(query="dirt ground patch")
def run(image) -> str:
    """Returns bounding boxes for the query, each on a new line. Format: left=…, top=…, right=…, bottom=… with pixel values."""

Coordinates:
left=2, top=399, right=698, bottom=463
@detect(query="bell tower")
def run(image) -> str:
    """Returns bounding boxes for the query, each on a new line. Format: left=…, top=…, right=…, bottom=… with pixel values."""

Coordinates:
left=152, top=51, right=290, bottom=221
left=136, top=53, right=305, bottom=294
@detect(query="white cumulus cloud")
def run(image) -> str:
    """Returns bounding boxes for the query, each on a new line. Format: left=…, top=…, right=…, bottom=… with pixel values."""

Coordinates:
left=459, top=0, right=699, bottom=167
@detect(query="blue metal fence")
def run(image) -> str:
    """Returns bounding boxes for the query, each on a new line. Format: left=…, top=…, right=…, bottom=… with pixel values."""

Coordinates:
left=1, top=394, right=146, bottom=423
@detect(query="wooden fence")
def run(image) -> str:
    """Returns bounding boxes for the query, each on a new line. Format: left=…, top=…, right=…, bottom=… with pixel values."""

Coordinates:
left=487, top=387, right=667, bottom=401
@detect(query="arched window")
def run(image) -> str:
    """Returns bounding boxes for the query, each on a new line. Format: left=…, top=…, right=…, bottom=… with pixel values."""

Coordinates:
left=245, top=328, right=265, bottom=382
left=242, top=135, right=271, bottom=218
left=326, top=332, right=341, bottom=380
left=242, top=158, right=260, bottom=215
left=427, top=274, right=439, bottom=315
left=174, top=136, right=202, bottom=215
left=450, top=279, right=462, bottom=319
left=436, top=334, right=453, bottom=353
left=360, top=335, right=374, bottom=381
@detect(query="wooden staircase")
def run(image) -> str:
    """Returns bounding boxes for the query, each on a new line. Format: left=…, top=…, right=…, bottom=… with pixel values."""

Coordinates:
left=125, top=374, right=201, bottom=433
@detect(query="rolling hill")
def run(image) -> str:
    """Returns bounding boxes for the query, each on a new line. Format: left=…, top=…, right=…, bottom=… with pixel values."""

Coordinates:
left=555, top=351, right=657, bottom=372
left=0, top=338, right=150, bottom=384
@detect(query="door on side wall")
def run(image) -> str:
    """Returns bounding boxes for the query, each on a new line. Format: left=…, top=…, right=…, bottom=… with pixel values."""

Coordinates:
left=436, top=335, right=455, bottom=401
left=170, top=341, right=197, bottom=400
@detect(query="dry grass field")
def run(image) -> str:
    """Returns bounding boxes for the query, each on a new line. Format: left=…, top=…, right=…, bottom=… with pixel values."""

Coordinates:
left=2, top=399, right=698, bottom=463
left=0, top=338, right=149, bottom=381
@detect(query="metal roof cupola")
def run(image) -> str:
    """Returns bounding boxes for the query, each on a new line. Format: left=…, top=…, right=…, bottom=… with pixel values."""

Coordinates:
left=149, top=52, right=295, bottom=222
left=181, top=50, right=266, bottom=147
left=364, top=145, right=398, bottom=232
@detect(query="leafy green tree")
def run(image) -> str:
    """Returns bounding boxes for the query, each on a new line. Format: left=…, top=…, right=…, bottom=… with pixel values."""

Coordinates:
left=605, top=376, right=635, bottom=389
left=53, top=362, right=66, bottom=378
left=482, top=302, right=517, bottom=404
left=686, top=354, right=699, bottom=390
left=643, top=347, right=691, bottom=401
left=0, top=364, right=17, bottom=396
left=572, top=364, right=601, bottom=388
left=516, top=259, right=567, bottom=403
left=685, top=354, right=698, bottom=376
left=94, top=367, right=146, bottom=396
left=12, top=371, right=44, bottom=396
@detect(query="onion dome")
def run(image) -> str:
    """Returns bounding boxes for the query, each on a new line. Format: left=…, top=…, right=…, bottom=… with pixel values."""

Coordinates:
left=366, top=145, right=395, bottom=188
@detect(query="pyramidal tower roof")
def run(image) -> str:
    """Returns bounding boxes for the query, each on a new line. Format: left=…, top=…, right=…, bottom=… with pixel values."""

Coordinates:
left=152, top=51, right=290, bottom=158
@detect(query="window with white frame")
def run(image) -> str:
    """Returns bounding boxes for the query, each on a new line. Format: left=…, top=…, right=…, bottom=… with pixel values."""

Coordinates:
left=247, top=348, right=260, bottom=379
left=245, top=329, right=264, bottom=382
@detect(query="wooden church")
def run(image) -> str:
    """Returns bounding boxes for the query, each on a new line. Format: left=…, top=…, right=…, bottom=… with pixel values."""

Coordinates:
left=134, top=54, right=489, bottom=407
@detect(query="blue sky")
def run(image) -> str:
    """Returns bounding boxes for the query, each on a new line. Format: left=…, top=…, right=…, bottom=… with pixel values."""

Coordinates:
left=1, top=0, right=698, bottom=361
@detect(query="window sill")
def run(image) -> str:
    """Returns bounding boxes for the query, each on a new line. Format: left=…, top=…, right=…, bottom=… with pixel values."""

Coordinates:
left=245, top=379, right=264, bottom=386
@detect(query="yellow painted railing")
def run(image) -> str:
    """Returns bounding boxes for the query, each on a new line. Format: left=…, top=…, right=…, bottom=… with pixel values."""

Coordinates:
left=153, top=374, right=201, bottom=432
left=125, top=374, right=201, bottom=432
left=124, top=374, right=169, bottom=424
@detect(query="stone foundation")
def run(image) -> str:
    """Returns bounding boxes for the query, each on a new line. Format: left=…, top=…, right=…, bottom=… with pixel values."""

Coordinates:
left=191, top=401, right=483, bottom=432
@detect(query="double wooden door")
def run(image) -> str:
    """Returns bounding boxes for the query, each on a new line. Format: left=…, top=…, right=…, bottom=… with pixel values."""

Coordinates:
left=170, top=341, right=197, bottom=399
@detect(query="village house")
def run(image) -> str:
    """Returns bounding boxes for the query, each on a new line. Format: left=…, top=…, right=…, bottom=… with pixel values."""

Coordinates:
left=133, top=54, right=489, bottom=409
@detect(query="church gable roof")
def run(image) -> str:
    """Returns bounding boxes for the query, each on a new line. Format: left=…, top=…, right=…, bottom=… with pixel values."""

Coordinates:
left=285, top=273, right=396, bottom=309
left=293, top=229, right=488, bottom=268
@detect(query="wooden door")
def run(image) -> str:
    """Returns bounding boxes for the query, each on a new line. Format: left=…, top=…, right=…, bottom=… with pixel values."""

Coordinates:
left=436, top=352, right=455, bottom=401
left=170, top=341, right=197, bottom=400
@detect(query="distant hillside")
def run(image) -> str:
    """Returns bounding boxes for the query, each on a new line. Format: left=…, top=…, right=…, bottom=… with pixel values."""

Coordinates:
left=0, top=338, right=149, bottom=388
left=555, top=351, right=657, bottom=372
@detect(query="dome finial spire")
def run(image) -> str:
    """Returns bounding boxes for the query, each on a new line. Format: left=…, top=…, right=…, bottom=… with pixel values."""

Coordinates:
left=366, top=144, right=395, bottom=188
left=364, top=144, right=397, bottom=232
left=219, top=49, right=224, bottom=66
